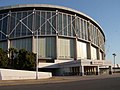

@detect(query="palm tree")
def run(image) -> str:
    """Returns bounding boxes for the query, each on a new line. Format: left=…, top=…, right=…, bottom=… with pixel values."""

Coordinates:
left=8, top=48, right=18, bottom=68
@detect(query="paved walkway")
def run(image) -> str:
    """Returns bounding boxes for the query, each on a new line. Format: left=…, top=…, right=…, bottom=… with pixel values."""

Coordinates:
left=0, top=73, right=120, bottom=86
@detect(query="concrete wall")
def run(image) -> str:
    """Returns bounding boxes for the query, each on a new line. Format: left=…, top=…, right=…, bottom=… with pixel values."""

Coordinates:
left=0, top=68, right=52, bottom=80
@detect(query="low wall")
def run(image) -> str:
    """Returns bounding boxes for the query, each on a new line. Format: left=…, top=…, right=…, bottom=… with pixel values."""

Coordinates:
left=0, top=68, right=52, bottom=80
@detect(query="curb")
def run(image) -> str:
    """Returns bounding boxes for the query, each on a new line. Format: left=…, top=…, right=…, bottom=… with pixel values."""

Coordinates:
left=0, top=73, right=120, bottom=86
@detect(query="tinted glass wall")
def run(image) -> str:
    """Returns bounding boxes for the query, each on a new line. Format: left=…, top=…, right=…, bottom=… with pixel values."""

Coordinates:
left=0, top=7, right=105, bottom=54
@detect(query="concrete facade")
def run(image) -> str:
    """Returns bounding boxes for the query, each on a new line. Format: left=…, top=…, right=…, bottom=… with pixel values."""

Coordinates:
left=39, top=59, right=112, bottom=76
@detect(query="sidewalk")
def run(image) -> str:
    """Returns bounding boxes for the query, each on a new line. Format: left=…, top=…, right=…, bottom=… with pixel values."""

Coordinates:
left=0, top=73, right=120, bottom=86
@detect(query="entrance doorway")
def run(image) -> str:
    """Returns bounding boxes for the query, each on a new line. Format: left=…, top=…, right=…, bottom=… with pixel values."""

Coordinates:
left=84, top=66, right=97, bottom=75
left=69, top=67, right=80, bottom=75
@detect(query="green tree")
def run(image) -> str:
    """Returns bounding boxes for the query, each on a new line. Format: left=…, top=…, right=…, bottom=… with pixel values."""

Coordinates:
left=16, top=49, right=36, bottom=70
left=0, top=48, right=36, bottom=70
left=0, top=48, right=8, bottom=68
left=26, top=52, right=36, bottom=70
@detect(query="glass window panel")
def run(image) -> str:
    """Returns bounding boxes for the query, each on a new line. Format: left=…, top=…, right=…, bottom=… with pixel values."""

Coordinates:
left=35, top=37, right=55, bottom=58
left=38, top=38, right=45, bottom=57
left=2, top=14, right=7, bottom=34
left=58, top=38, right=74, bottom=58
left=81, top=19, right=84, bottom=39
left=0, top=15, right=2, bottom=33
left=91, top=46, right=97, bottom=60
left=22, top=12, right=27, bottom=36
left=91, top=24, right=93, bottom=42
left=82, top=20, right=85, bottom=40
left=16, top=23, right=21, bottom=37
left=72, top=16, right=75, bottom=36
left=12, top=13, right=17, bottom=38
left=97, top=28, right=99, bottom=45
left=41, top=12, right=45, bottom=35
left=77, top=41, right=87, bottom=59
left=0, top=41, right=7, bottom=50
left=78, top=18, right=81, bottom=38
left=46, top=37, right=50, bottom=57
left=16, top=12, right=21, bottom=23
left=84, top=21, right=86, bottom=39
left=63, top=14, right=67, bottom=36
left=79, top=18, right=82, bottom=38
left=94, top=27, right=97, bottom=44
left=93, top=26, right=95, bottom=44
left=87, top=22, right=90, bottom=41
left=76, top=17, right=80, bottom=37
left=84, top=21, right=88, bottom=40
left=68, top=15, right=71, bottom=36
left=15, top=12, right=22, bottom=37
left=97, top=29, right=99, bottom=46
left=89, top=23, right=92, bottom=41
left=93, top=27, right=95, bottom=44
left=0, top=14, right=2, bottom=19
left=35, top=11, right=40, bottom=31
left=10, top=38, right=32, bottom=51
left=70, top=39, right=74, bottom=58
left=92, top=26, right=94, bottom=43
left=28, top=11, right=33, bottom=35
left=1, top=34, right=6, bottom=40
left=51, top=37, right=56, bottom=58
left=10, top=13, right=16, bottom=37
left=58, top=13, right=62, bottom=35
left=52, top=12, right=56, bottom=34
left=20, top=39, right=24, bottom=49
left=46, top=12, right=51, bottom=34
left=96, top=28, right=98, bottom=45
left=1, top=14, right=7, bottom=39
left=0, top=33, right=1, bottom=40
left=21, top=24, right=26, bottom=36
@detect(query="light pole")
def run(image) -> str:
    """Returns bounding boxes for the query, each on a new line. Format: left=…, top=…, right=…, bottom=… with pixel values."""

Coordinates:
left=112, top=53, right=116, bottom=73
left=36, top=30, right=39, bottom=80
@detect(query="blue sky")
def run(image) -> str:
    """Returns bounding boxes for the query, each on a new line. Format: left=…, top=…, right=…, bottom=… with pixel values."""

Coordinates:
left=0, top=0, right=120, bottom=64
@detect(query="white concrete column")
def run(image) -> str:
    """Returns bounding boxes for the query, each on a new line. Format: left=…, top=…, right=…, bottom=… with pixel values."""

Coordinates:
left=80, top=66, right=84, bottom=76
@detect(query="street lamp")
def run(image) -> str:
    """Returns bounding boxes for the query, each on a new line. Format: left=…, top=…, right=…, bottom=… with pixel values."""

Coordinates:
left=112, top=53, right=116, bottom=73
left=35, top=30, right=39, bottom=80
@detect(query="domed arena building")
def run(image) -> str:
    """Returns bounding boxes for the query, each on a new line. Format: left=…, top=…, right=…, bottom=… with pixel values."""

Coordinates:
left=0, top=4, right=112, bottom=76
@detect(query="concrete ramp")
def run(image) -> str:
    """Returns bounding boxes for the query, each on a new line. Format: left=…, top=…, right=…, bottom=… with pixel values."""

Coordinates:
left=0, top=68, right=52, bottom=80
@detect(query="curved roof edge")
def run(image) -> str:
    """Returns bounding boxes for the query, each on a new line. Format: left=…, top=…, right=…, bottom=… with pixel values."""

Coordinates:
left=0, top=4, right=105, bottom=39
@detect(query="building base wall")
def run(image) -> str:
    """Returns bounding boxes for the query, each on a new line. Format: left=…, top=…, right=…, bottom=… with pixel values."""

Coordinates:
left=38, top=59, right=112, bottom=76
left=0, top=68, right=52, bottom=80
